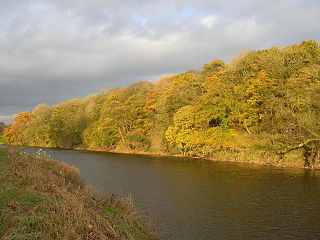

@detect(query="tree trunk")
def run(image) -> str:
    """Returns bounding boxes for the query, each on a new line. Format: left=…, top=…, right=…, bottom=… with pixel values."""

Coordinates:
left=118, top=127, right=130, bottom=150
left=303, top=147, right=312, bottom=168
left=303, top=147, right=319, bottom=168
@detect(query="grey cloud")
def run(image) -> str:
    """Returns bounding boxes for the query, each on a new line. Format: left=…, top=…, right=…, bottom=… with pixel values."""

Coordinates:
left=0, top=0, right=320, bottom=122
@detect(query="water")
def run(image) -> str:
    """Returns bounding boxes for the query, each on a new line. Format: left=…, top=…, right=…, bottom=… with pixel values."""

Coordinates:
left=2, top=146, right=320, bottom=239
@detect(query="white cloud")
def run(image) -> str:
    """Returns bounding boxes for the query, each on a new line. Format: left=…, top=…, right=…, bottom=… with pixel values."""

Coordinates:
left=0, top=0, right=319, bottom=117
left=0, top=115, right=13, bottom=124
left=201, top=15, right=218, bottom=28
left=226, top=18, right=259, bottom=38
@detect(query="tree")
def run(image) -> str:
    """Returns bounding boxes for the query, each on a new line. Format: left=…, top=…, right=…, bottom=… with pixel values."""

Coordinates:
left=49, top=99, right=89, bottom=148
left=270, top=66, right=320, bottom=167
left=23, top=104, right=53, bottom=146
left=166, top=105, right=238, bottom=156
left=4, top=112, right=34, bottom=145
left=0, top=122, right=6, bottom=136
left=83, top=82, right=153, bottom=151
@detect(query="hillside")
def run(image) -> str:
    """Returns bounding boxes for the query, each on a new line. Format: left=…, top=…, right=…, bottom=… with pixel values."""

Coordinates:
left=3, top=40, right=320, bottom=167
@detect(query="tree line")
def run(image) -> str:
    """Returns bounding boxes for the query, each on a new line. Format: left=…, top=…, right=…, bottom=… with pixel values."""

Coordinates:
left=3, top=40, right=320, bottom=167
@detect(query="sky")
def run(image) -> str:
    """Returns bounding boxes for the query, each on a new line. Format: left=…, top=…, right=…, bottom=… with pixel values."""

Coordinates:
left=0, top=0, right=320, bottom=123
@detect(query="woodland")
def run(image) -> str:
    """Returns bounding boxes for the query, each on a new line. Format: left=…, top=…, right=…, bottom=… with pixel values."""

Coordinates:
left=3, top=40, right=320, bottom=167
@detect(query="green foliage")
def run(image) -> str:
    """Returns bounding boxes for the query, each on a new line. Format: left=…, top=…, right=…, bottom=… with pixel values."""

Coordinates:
left=5, top=40, right=320, bottom=166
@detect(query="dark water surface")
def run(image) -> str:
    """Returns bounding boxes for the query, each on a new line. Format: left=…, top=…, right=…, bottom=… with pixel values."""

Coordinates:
left=2, top=146, right=320, bottom=239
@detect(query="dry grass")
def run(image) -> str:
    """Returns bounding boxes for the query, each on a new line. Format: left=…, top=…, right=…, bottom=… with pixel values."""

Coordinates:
left=0, top=150, right=160, bottom=240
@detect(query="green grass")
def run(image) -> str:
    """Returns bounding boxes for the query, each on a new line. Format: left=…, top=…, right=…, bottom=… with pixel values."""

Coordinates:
left=101, top=205, right=119, bottom=215
left=0, top=187, right=41, bottom=209
left=0, top=151, right=44, bottom=238
left=0, top=136, right=4, bottom=145
left=0, top=188, right=43, bottom=236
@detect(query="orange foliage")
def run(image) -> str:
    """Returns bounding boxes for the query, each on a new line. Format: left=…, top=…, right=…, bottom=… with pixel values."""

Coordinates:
left=4, top=112, right=34, bottom=145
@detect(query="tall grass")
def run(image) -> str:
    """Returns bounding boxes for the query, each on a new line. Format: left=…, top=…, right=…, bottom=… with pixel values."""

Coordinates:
left=0, top=150, right=160, bottom=240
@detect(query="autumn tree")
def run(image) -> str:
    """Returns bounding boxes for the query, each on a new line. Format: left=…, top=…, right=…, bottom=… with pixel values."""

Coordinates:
left=48, top=99, right=89, bottom=148
left=83, top=82, right=153, bottom=151
left=23, top=104, right=53, bottom=146
left=144, top=73, right=204, bottom=152
left=4, top=112, right=34, bottom=145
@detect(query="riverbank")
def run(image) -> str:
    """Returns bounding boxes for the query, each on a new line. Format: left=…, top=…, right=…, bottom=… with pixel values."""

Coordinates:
left=0, top=149, right=159, bottom=240
left=6, top=142, right=308, bottom=169
left=1, top=141, right=313, bottom=169
left=83, top=147, right=308, bottom=169
left=2, top=142, right=310, bottom=169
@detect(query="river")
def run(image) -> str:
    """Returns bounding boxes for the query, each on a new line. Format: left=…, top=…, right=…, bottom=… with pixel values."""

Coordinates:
left=1, top=146, right=320, bottom=239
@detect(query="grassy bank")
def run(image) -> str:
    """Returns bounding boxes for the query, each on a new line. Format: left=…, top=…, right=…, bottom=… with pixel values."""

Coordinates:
left=0, top=137, right=4, bottom=144
left=76, top=145, right=306, bottom=169
left=0, top=149, right=159, bottom=240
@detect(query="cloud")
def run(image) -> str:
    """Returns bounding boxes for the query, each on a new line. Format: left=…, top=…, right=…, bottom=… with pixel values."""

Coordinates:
left=201, top=15, right=218, bottom=28
left=0, top=115, right=14, bottom=124
left=0, top=0, right=319, bottom=121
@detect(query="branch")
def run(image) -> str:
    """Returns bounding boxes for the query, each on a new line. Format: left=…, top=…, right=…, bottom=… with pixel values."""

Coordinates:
left=244, top=126, right=251, bottom=134
left=286, top=139, right=320, bottom=153
left=274, top=139, right=320, bottom=157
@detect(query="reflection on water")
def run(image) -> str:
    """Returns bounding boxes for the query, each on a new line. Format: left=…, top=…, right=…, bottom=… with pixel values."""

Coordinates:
left=2, top=145, right=320, bottom=239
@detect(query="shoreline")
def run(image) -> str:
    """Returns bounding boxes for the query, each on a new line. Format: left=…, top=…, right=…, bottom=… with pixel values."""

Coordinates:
left=87, top=147, right=307, bottom=169
left=1, top=143, right=312, bottom=170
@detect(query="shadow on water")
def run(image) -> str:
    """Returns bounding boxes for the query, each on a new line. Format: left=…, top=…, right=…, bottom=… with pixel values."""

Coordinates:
left=2, top=145, right=320, bottom=240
